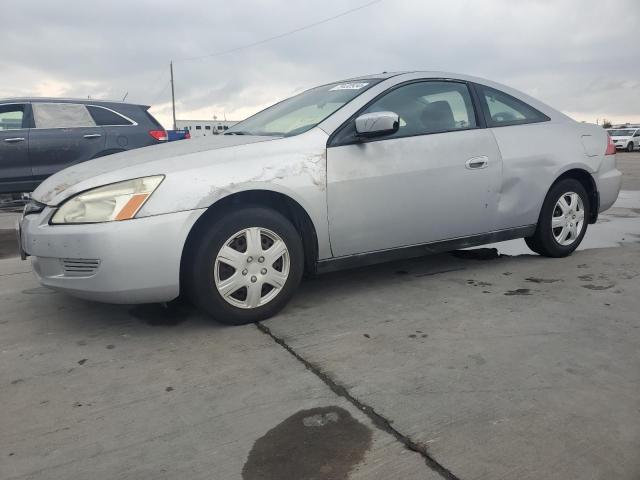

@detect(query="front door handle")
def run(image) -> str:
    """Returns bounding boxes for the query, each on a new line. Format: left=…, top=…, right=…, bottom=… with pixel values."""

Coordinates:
left=4, top=137, right=25, bottom=143
left=465, top=156, right=489, bottom=170
left=83, top=133, right=102, bottom=139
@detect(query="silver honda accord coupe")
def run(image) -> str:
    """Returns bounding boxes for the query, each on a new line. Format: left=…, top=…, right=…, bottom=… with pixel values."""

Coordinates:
left=17, top=71, right=622, bottom=324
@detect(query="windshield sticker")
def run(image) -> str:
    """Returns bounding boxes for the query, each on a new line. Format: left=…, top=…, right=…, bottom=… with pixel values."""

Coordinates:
left=329, top=82, right=369, bottom=91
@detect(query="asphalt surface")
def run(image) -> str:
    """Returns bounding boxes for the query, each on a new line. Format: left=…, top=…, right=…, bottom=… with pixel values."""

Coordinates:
left=1, top=152, right=640, bottom=480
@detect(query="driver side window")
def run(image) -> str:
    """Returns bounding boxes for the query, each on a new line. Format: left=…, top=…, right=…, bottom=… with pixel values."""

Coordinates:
left=362, top=81, right=478, bottom=139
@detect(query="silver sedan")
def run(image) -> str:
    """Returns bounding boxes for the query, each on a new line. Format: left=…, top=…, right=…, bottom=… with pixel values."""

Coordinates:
left=18, top=71, right=622, bottom=324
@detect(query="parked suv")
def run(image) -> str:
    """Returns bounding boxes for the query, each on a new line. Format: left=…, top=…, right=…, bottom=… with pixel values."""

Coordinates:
left=607, top=126, right=640, bottom=152
left=0, top=99, right=167, bottom=193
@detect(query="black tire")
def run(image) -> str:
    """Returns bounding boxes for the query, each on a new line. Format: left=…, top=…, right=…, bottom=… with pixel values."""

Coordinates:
left=525, top=178, right=589, bottom=257
left=524, top=235, right=542, bottom=255
left=627, top=142, right=635, bottom=153
left=184, top=206, right=304, bottom=325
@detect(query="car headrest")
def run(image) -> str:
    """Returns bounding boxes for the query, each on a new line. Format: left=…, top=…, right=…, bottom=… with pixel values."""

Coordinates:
left=420, top=101, right=456, bottom=132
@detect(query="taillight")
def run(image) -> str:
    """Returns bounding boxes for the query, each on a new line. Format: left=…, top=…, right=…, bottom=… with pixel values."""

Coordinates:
left=149, top=130, right=168, bottom=142
left=605, top=134, right=616, bottom=155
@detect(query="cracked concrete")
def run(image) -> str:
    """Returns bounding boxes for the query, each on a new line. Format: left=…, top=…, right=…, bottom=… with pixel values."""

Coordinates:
left=0, top=255, right=435, bottom=480
left=263, top=243, right=640, bottom=479
left=255, top=322, right=460, bottom=480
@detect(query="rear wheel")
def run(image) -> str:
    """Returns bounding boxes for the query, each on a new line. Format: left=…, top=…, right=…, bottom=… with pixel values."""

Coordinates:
left=185, top=207, right=304, bottom=325
left=525, top=179, right=589, bottom=257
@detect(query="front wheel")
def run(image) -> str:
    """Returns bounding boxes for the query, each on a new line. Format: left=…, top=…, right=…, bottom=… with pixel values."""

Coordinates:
left=627, top=142, right=635, bottom=152
left=184, top=207, right=304, bottom=325
left=525, top=179, right=589, bottom=257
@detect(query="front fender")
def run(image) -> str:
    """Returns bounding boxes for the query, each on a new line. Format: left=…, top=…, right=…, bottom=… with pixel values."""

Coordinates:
left=138, top=128, right=331, bottom=258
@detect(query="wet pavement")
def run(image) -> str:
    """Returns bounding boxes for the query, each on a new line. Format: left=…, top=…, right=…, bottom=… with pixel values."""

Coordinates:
left=1, top=153, right=640, bottom=480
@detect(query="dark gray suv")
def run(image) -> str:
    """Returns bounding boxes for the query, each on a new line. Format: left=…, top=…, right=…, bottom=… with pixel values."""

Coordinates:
left=0, top=98, right=167, bottom=193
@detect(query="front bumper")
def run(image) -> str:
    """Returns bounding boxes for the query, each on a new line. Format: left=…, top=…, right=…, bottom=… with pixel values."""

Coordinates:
left=19, top=208, right=205, bottom=304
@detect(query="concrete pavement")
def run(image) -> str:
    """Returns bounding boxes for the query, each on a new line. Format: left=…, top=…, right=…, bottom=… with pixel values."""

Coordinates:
left=1, top=153, right=639, bottom=479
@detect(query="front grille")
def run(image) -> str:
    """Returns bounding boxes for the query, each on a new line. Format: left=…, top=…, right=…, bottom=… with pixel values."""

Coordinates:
left=61, top=258, right=101, bottom=277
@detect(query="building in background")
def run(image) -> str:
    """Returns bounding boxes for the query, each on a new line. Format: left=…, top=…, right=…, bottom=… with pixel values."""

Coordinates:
left=176, top=119, right=239, bottom=137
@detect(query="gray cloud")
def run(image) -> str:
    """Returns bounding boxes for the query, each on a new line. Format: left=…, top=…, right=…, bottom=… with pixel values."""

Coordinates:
left=1, top=0, right=638, bottom=127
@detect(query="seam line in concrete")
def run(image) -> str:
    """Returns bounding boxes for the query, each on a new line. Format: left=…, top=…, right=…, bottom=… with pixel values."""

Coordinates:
left=255, top=322, right=461, bottom=480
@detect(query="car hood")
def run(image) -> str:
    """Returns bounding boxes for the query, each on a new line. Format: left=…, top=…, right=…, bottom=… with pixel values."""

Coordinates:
left=610, top=136, right=631, bottom=140
left=33, top=135, right=277, bottom=205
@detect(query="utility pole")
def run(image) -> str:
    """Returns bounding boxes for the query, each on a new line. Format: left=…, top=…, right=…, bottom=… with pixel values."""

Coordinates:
left=170, top=61, right=177, bottom=130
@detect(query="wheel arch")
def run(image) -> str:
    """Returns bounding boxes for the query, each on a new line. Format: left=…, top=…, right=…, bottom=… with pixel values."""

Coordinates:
left=180, top=190, right=319, bottom=292
left=550, top=168, right=599, bottom=224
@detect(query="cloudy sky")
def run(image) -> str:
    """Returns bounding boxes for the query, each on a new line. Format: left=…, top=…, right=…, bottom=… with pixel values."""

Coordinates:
left=2, top=0, right=639, bottom=128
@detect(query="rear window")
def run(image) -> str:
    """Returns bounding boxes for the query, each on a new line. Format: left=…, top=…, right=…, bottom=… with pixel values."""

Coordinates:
left=477, top=85, right=549, bottom=127
left=87, top=105, right=133, bottom=126
left=33, top=103, right=96, bottom=129
left=144, top=110, right=163, bottom=130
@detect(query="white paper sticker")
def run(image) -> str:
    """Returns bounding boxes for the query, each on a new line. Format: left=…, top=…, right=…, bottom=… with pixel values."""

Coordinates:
left=329, top=82, right=369, bottom=91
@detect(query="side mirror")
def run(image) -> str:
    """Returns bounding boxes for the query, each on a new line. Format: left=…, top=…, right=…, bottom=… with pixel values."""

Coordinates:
left=355, top=111, right=399, bottom=137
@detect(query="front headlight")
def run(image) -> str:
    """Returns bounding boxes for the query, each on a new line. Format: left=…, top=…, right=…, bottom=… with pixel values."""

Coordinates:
left=51, top=176, right=164, bottom=224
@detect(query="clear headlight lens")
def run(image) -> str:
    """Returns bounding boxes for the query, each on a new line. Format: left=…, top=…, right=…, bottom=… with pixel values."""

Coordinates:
left=51, top=176, right=164, bottom=224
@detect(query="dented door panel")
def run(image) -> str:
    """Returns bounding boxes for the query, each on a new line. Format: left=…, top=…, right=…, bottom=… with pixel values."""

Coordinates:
left=489, top=122, right=601, bottom=231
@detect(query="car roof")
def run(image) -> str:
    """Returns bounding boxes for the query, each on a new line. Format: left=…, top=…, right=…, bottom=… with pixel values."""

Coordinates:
left=0, top=97, right=149, bottom=109
left=337, top=70, right=510, bottom=83
left=334, top=70, right=542, bottom=94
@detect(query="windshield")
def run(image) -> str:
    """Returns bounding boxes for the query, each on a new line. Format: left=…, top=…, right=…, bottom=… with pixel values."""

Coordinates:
left=608, top=129, right=635, bottom=136
left=226, top=79, right=383, bottom=137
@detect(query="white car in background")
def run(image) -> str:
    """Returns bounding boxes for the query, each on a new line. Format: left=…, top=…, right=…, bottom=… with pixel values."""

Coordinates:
left=17, top=71, right=622, bottom=325
left=607, top=127, right=640, bottom=152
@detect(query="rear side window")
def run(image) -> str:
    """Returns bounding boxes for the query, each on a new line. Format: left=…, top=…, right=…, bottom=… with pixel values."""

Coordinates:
left=0, top=104, right=26, bottom=130
left=33, top=103, right=96, bottom=129
left=477, top=85, right=549, bottom=127
left=87, top=105, right=133, bottom=126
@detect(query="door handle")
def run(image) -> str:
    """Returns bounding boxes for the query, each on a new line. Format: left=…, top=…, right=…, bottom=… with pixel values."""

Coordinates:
left=4, top=137, right=25, bottom=143
left=83, top=134, right=102, bottom=139
left=465, top=156, right=489, bottom=170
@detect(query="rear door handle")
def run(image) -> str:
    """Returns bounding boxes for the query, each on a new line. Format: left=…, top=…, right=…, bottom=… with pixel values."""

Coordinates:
left=83, top=134, right=102, bottom=139
left=465, top=156, right=489, bottom=170
left=4, top=137, right=25, bottom=143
